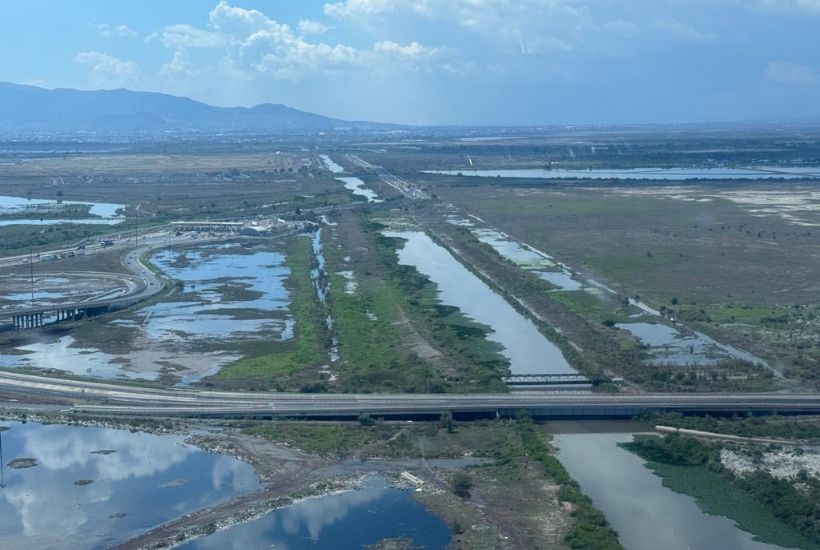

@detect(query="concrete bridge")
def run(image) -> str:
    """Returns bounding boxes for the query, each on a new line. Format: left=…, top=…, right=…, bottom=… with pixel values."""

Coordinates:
left=1, top=245, right=163, bottom=331
left=503, top=374, right=594, bottom=387
left=0, top=370, right=817, bottom=420
left=10, top=308, right=85, bottom=329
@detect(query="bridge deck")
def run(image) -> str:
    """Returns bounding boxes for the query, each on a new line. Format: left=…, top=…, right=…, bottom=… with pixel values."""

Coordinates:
left=0, top=371, right=816, bottom=420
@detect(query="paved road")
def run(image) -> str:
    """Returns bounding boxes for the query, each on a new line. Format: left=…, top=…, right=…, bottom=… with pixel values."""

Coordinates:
left=342, top=153, right=429, bottom=200
left=0, top=232, right=227, bottom=320
left=0, top=370, right=816, bottom=419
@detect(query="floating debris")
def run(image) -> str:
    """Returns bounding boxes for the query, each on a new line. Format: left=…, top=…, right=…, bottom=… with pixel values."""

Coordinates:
left=159, top=478, right=188, bottom=488
left=7, top=458, right=37, bottom=469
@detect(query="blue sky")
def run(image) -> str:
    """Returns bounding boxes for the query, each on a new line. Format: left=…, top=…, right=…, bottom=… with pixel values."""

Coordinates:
left=1, top=0, right=819, bottom=125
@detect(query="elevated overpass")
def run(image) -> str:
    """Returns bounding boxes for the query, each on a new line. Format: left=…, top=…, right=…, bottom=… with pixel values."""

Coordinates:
left=0, top=245, right=163, bottom=330
left=0, top=370, right=816, bottom=420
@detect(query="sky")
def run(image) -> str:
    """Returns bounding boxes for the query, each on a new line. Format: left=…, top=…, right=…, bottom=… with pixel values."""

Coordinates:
left=1, top=0, right=819, bottom=126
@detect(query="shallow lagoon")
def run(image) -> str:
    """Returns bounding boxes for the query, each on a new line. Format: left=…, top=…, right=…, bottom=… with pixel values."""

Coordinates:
left=0, top=195, right=125, bottom=226
left=472, top=227, right=585, bottom=291
left=177, top=477, right=450, bottom=550
left=319, top=154, right=344, bottom=174
left=427, top=166, right=820, bottom=181
left=0, top=421, right=259, bottom=550
left=0, top=245, right=294, bottom=383
left=335, top=176, right=382, bottom=203
left=616, top=322, right=773, bottom=372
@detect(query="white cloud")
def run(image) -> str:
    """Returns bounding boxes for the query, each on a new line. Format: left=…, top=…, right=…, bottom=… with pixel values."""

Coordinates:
left=159, top=50, right=200, bottom=79
left=143, top=1, right=453, bottom=82
left=764, top=60, right=819, bottom=84
left=374, top=40, right=438, bottom=60
left=75, top=51, right=142, bottom=87
left=96, top=23, right=138, bottom=38
left=743, top=0, right=820, bottom=14
left=147, top=24, right=225, bottom=49
left=650, top=17, right=717, bottom=42
left=209, top=0, right=281, bottom=38
left=298, top=19, right=330, bottom=35
left=323, top=0, right=711, bottom=56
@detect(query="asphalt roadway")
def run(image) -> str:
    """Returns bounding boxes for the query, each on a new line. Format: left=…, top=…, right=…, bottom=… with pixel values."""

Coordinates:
left=0, top=370, right=817, bottom=420
left=1, top=231, right=226, bottom=320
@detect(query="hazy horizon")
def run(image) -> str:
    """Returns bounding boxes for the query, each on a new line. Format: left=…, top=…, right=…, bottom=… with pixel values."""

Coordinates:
left=2, top=0, right=820, bottom=126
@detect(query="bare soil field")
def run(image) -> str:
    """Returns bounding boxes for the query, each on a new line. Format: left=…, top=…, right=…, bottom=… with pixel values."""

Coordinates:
left=0, top=151, right=311, bottom=176
left=430, top=183, right=820, bottom=385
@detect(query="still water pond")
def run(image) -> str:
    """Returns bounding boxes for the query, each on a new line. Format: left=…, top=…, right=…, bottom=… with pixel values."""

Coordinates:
left=0, top=195, right=125, bottom=226
left=554, top=432, right=783, bottom=550
left=319, top=154, right=344, bottom=174
left=0, top=421, right=259, bottom=550
left=472, top=227, right=585, bottom=291
left=616, top=322, right=774, bottom=373
left=336, top=176, right=382, bottom=203
left=0, top=245, right=294, bottom=383
left=384, top=230, right=574, bottom=375
left=427, top=167, right=820, bottom=181
left=178, top=477, right=450, bottom=550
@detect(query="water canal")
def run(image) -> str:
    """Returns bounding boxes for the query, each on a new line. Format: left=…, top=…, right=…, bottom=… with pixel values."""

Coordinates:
left=553, top=429, right=786, bottom=550
left=384, top=230, right=574, bottom=375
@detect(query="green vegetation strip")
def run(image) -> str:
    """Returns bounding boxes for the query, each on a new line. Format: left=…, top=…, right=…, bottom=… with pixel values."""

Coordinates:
left=512, top=417, right=623, bottom=550
left=623, top=434, right=819, bottom=549
left=641, top=412, right=820, bottom=441
left=328, top=267, right=452, bottom=393
left=245, top=423, right=400, bottom=456
left=358, top=219, right=509, bottom=392
left=216, top=236, right=325, bottom=385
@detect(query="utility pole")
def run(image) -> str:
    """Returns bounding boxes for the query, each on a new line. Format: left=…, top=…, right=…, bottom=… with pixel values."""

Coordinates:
left=134, top=204, right=139, bottom=247
left=29, top=246, right=34, bottom=308
left=0, top=426, right=8, bottom=488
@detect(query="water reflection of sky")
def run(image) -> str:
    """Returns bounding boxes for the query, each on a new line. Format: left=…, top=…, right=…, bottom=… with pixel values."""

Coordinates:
left=0, top=195, right=125, bottom=226
left=426, top=167, right=820, bottom=180
left=178, top=478, right=450, bottom=550
left=473, top=228, right=587, bottom=292
left=554, top=432, right=787, bottom=550
left=335, top=177, right=382, bottom=203
left=319, top=154, right=344, bottom=174
left=0, top=422, right=259, bottom=550
left=0, top=247, right=294, bottom=383
left=143, top=248, right=292, bottom=341
left=616, top=322, right=771, bottom=370
left=385, top=230, right=575, bottom=375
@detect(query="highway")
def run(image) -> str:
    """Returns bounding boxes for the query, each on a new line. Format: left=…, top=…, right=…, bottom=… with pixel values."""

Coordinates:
left=343, top=153, right=429, bottom=199
left=0, top=231, right=230, bottom=325
left=0, top=370, right=817, bottom=419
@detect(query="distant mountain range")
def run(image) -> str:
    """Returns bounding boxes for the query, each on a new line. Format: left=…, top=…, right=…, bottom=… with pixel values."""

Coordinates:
left=0, top=82, right=393, bottom=135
